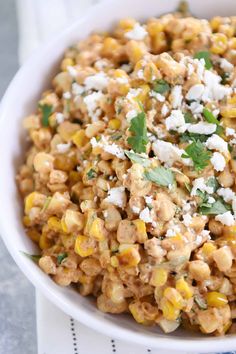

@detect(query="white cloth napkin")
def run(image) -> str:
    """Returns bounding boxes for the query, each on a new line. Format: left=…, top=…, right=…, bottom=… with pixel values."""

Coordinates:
left=16, top=1, right=232, bottom=353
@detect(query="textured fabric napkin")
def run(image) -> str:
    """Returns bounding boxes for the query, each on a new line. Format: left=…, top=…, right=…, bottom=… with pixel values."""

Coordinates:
left=16, top=1, right=236, bottom=353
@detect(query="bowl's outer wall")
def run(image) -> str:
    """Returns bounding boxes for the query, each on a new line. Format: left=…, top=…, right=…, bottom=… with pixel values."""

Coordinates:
left=0, top=0, right=236, bottom=351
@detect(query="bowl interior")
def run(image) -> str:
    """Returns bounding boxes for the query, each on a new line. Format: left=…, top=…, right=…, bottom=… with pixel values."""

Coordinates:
left=1, top=0, right=236, bottom=351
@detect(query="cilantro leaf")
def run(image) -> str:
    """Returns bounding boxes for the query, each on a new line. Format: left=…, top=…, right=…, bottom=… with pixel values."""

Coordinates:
left=184, top=112, right=195, bottom=123
left=57, top=252, right=68, bottom=265
left=182, top=140, right=212, bottom=172
left=153, top=79, right=170, bottom=94
left=21, top=251, right=41, bottom=262
left=206, top=177, right=219, bottom=193
left=203, top=108, right=224, bottom=136
left=125, top=150, right=151, bottom=167
left=194, top=51, right=213, bottom=70
left=39, top=104, right=53, bottom=127
left=200, top=199, right=231, bottom=215
left=127, top=112, right=148, bottom=153
left=87, top=168, right=97, bottom=180
left=144, top=166, right=174, bottom=187
left=180, top=132, right=209, bottom=143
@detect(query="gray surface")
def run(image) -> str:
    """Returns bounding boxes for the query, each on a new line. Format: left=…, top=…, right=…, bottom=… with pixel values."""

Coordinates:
left=0, top=1, right=37, bottom=353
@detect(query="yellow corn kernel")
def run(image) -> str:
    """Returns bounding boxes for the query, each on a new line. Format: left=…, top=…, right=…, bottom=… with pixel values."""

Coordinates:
left=176, top=278, right=193, bottom=300
left=229, top=37, right=236, bottom=49
left=222, top=107, right=236, bottom=118
left=223, top=225, right=236, bottom=238
left=152, top=32, right=168, bottom=54
left=61, top=58, right=74, bottom=71
left=110, top=255, right=119, bottom=268
left=150, top=268, right=168, bottom=287
left=210, top=17, right=222, bottom=31
left=47, top=216, right=63, bottom=232
left=89, top=218, right=106, bottom=241
left=24, top=192, right=39, bottom=214
left=219, top=24, right=234, bottom=38
left=27, top=229, right=41, bottom=243
left=102, top=37, right=120, bottom=57
left=133, top=219, right=147, bottom=243
left=108, top=118, right=121, bottom=130
left=206, top=291, right=228, bottom=307
left=39, top=233, right=52, bottom=250
left=228, top=95, right=236, bottom=105
left=147, top=21, right=164, bottom=36
left=129, top=302, right=152, bottom=325
left=77, top=272, right=93, bottom=285
left=117, top=246, right=141, bottom=267
left=202, top=242, right=217, bottom=256
left=61, top=218, right=68, bottom=233
left=119, top=18, right=136, bottom=30
left=164, top=287, right=185, bottom=310
left=135, top=84, right=150, bottom=103
left=74, top=235, right=95, bottom=257
left=143, top=62, right=160, bottom=82
left=23, top=216, right=31, bottom=227
left=126, top=40, right=146, bottom=64
left=160, top=298, right=180, bottom=321
left=210, top=33, right=228, bottom=54
left=83, top=210, right=97, bottom=235
left=72, top=130, right=89, bottom=147
left=223, top=321, right=232, bottom=334
left=69, top=171, right=81, bottom=185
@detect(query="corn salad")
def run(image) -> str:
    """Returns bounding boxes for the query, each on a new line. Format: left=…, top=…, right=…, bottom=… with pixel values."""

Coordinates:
left=17, top=6, right=236, bottom=335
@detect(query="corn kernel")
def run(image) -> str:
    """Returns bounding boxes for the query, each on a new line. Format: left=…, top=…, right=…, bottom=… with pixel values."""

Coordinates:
left=206, top=291, right=228, bottom=307
left=210, top=17, right=222, bottom=31
left=119, top=18, right=136, bottom=30
left=24, top=192, right=40, bottom=214
left=221, top=107, right=236, bottom=118
left=27, top=229, right=41, bottom=243
left=147, top=21, right=164, bottom=36
left=61, top=218, right=68, bottom=233
left=176, top=278, right=193, bottom=300
left=135, top=84, right=150, bottom=103
left=102, top=37, right=120, bottom=57
left=23, top=215, right=31, bottom=227
left=47, top=216, right=63, bottom=232
left=117, top=246, right=141, bottom=267
left=39, top=233, right=52, bottom=250
left=150, top=268, right=168, bottom=287
left=74, top=235, right=95, bottom=257
left=129, top=301, right=152, bottom=325
left=202, top=242, right=217, bottom=256
left=223, top=321, right=232, bottom=333
left=229, top=37, right=236, bottom=49
left=108, top=119, right=121, bottom=130
left=143, top=62, right=160, bottom=82
left=160, top=298, right=180, bottom=321
left=126, top=40, right=146, bottom=64
left=210, top=33, right=228, bottom=54
left=72, top=130, right=89, bottom=147
left=133, top=219, right=147, bottom=243
left=69, top=171, right=81, bottom=185
left=110, top=255, right=119, bottom=267
left=164, top=287, right=185, bottom=310
left=61, top=58, right=74, bottom=71
left=89, top=218, right=106, bottom=241
left=223, top=225, right=236, bottom=238
left=152, top=32, right=168, bottom=54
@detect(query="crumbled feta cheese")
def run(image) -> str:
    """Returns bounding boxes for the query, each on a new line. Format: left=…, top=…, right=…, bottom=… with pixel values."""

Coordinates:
left=187, top=122, right=216, bottom=135
left=171, top=85, right=183, bottom=109
left=94, top=59, right=109, bottom=70
left=202, top=70, right=232, bottom=102
left=188, top=101, right=203, bottom=115
left=232, top=198, right=236, bottom=216
left=166, top=224, right=181, bottom=237
left=55, top=113, right=65, bottom=124
left=215, top=211, right=235, bottom=226
left=210, top=152, right=226, bottom=172
left=183, top=213, right=192, bottom=227
left=150, top=91, right=165, bottom=102
left=154, top=126, right=166, bottom=139
left=161, top=103, right=169, bottom=116
left=105, top=187, right=126, bottom=208
left=116, top=76, right=129, bottom=84
left=126, top=109, right=138, bottom=122
left=194, top=58, right=205, bottom=81
left=84, top=72, right=109, bottom=91
left=144, top=195, right=153, bottom=204
left=132, top=206, right=140, bottom=214
left=182, top=201, right=191, bottom=213
left=186, top=84, right=204, bottom=101
left=217, top=187, right=235, bottom=202
left=63, top=92, right=71, bottom=100
left=120, top=63, right=132, bottom=73
left=90, top=136, right=126, bottom=160
left=56, top=142, right=71, bottom=153
left=67, top=66, right=78, bottom=78
left=139, top=207, right=153, bottom=223
left=125, top=23, right=147, bottom=41
left=72, top=82, right=85, bottom=96
left=208, top=196, right=215, bottom=204
left=187, top=63, right=194, bottom=77
left=127, top=88, right=142, bottom=101
left=152, top=140, right=192, bottom=167
left=84, top=91, right=104, bottom=122
left=165, top=110, right=186, bottom=133
left=137, top=69, right=144, bottom=79
left=205, top=134, right=228, bottom=153
left=226, top=127, right=236, bottom=137
left=191, top=177, right=214, bottom=196
left=220, top=58, right=234, bottom=72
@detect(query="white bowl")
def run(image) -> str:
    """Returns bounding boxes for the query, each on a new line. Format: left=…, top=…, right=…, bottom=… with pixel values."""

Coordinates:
left=1, top=0, right=236, bottom=351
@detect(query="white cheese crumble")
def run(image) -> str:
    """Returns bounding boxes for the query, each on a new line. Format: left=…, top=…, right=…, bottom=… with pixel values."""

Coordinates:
left=150, top=91, right=165, bottom=102
left=217, top=187, right=235, bottom=202
left=72, top=82, right=85, bottom=96
left=55, top=113, right=65, bottom=124
left=191, top=177, right=214, bottom=196
left=215, top=211, right=235, bottom=226
left=139, top=207, right=153, bottom=223
left=195, top=58, right=205, bottom=81
left=226, top=127, right=236, bottom=137
left=105, top=187, right=126, bottom=208
left=188, top=101, right=204, bottom=115
left=56, top=142, right=71, bottom=153
left=125, top=23, right=147, bottom=41
left=210, top=152, right=226, bottom=172
left=232, top=198, right=236, bottom=216
left=186, top=84, right=205, bottom=101
left=126, top=109, right=138, bottom=122
left=208, top=196, right=215, bottom=204
left=144, top=195, right=153, bottom=204
left=205, top=134, right=228, bottom=153
left=171, top=85, right=183, bottom=109
left=137, top=70, right=144, bottom=79
left=220, top=58, right=234, bottom=72
left=90, top=136, right=126, bottom=160
left=84, top=91, right=104, bottom=122
left=183, top=213, right=192, bottom=227
left=152, top=140, right=192, bottom=167
left=165, top=110, right=186, bottom=133
left=202, top=70, right=232, bottom=102
left=132, top=206, right=141, bottom=214
left=127, top=88, right=142, bottom=101
left=187, top=122, right=216, bottom=135
left=84, top=72, right=109, bottom=91
left=63, top=92, right=71, bottom=100
left=67, top=65, right=78, bottom=78
left=161, top=103, right=169, bottom=116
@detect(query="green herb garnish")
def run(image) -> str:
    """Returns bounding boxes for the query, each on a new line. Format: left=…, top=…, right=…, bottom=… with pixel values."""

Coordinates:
left=182, top=140, right=212, bottom=172
left=184, top=112, right=195, bottom=123
left=125, top=150, right=151, bottom=167
left=110, top=132, right=123, bottom=141
left=127, top=112, right=148, bottom=153
left=38, top=104, right=53, bottom=127
left=206, top=177, right=219, bottom=193
left=199, top=199, right=231, bottom=215
left=203, top=108, right=224, bottom=135
left=194, top=295, right=207, bottom=310
left=180, top=132, right=209, bottom=143
left=153, top=79, right=170, bottom=94
left=194, top=51, right=213, bottom=70
left=21, top=251, right=41, bottom=262
left=144, top=166, right=174, bottom=187
left=57, top=253, right=68, bottom=264
left=87, top=168, right=97, bottom=180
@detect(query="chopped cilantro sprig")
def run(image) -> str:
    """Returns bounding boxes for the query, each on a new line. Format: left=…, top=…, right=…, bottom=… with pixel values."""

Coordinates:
left=144, top=166, right=174, bottom=187
left=182, top=140, right=212, bottom=172
left=194, top=51, right=212, bottom=70
left=127, top=112, right=148, bottom=153
left=152, top=79, right=170, bottom=94
left=38, top=103, right=53, bottom=127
